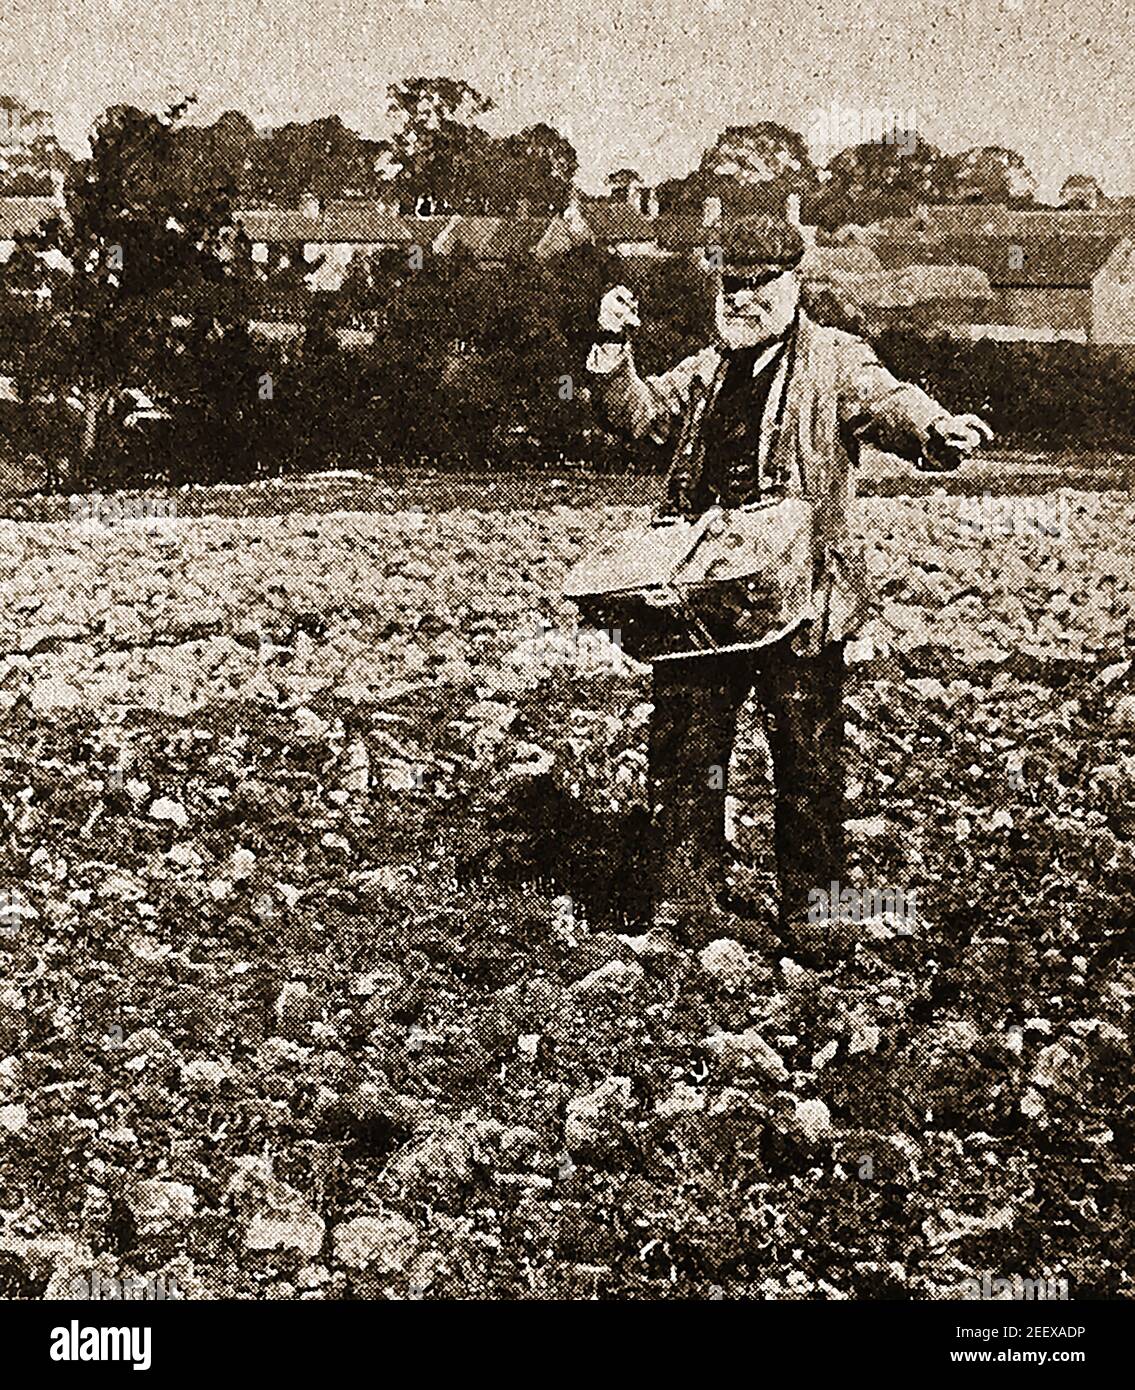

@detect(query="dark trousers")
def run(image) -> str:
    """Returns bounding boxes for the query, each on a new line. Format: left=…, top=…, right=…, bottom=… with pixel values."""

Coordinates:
left=648, top=637, right=846, bottom=927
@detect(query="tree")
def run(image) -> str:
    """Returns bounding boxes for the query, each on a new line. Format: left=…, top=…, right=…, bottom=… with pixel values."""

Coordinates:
left=245, top=114, right=390, bottom=205
left=657, top=123, right=818, bottom=217
left=950, top=147, right=1037, bottom=205
left=168, top=110, right=257, bottom=203
left=491, top=124, right=578, bottom=213
left=168, top=312, right=276, bottom=485
left=1060, top=173, right=1104, bottom=209
left=810, top=135, right=954, bottom=230
left=386, top=77, right=495, bottom=212
left=700, top=123, right=816, bottom=187
left=384, top=78, right=577, bottom=215
left=1, top=98, right=247, bottom=482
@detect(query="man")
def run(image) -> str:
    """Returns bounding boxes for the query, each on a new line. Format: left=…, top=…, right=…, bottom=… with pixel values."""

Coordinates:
left=585, top=214, right=991, bottom=957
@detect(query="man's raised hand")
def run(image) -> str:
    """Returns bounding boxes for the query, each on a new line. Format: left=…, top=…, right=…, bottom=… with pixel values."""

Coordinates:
left=598, top=285, right=641, bottom=335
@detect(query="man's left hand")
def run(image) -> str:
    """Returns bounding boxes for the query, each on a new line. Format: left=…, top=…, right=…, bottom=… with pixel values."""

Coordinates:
left=923, top=412, right=994, bottom=470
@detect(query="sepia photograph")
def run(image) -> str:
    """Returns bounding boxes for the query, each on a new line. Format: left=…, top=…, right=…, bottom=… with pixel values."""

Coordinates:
left=0, top=0, right=1129, bottom=1359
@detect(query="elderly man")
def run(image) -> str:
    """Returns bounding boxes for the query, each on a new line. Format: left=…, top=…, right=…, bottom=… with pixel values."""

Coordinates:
left=585, top=214, right=991, bottom=956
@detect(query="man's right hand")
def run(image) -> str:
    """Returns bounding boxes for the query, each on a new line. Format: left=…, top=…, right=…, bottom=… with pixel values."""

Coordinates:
left=598, top=285, right=641, bottom=335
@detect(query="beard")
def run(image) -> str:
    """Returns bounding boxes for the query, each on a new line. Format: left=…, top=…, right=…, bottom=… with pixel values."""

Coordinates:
left=714, top=288, right=797, bottom=351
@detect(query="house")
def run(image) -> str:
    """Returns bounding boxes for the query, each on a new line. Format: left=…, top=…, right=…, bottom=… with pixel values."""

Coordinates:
left=563, top=188, right=662, bottom=256
left=306, top=202, right=415, bottom=290
left=877, top=201, right=1135, bottom=247
left=234, top=194, right=413, bottom=289
left=0, top=194, right=65, bottom=263
left=0, top=99, right=64, bottom=195
left=431, top=213, right=576, bottom=263
left=653, top=193, right=830, bottom=266
left=843, top=263, right=995, bottom=335
left=798, top=241, right=883, bottom=287
left=604, top=172, right=661, bottom=218
left=872, top=231, right=1135, bottom=343
left=654, top=198, right=728, bottom=261
left=400, top=214, right=454, bottom=255
left=233, top=205, right=317, bottom=264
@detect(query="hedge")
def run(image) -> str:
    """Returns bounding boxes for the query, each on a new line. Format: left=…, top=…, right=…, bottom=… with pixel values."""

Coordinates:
left=5, top=249, right=1135, bottom=492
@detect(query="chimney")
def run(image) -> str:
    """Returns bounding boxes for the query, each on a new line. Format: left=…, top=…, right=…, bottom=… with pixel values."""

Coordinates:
left=299, top=190, right=321, bottom=220
left=702, top=195, right=722, bottom=227
left=645, top=188, right=660, bottom=220
left=563, top=187, right=587, bottom=238
left=785, top=190, right=815, bottom=247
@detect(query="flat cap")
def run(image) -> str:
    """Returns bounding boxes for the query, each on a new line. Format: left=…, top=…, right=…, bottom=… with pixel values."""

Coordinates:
left=716, top=214, right=805, bottom=270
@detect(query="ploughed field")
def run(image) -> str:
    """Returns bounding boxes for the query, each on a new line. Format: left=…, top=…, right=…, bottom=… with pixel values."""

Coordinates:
left=0, top=482, right=1132, bottom=1299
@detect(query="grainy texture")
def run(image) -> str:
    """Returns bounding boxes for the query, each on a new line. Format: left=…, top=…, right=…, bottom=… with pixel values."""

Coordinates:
left=0, top=485, right=1131, bottom=1299
left=1, top=8, right=1132, bottom=1321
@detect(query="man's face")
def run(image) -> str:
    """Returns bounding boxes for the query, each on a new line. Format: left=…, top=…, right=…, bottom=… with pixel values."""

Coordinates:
left=715, top=266, right=800, bottom=349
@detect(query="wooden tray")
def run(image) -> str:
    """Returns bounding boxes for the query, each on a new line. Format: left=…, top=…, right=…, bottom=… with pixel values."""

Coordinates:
left=563, top=498, right=815, bottom=662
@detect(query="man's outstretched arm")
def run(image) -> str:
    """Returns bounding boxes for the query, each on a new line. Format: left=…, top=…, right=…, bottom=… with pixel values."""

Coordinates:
left=837, top=337, right=993, bottom=470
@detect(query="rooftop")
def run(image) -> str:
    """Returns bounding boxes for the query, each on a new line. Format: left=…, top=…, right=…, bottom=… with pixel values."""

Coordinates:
left=852, top=262, right=995, bottom=309
left=439, top=215, right=562, bottom=260
left=875, top=233, right=1124, bottom=287
left=894, top=202, right=1135, bottom=243
left=0, top=196, right=63, bottom=240
left=799, top=243, right=882, bottom=281
left=573, top=196, right=657, bottom=244
left=653, top=211, right=728, bottom=251
left=235, top=204, right=413, bottom=244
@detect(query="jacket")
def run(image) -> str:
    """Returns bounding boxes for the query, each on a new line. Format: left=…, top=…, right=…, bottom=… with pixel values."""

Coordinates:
left=587, top=311, right=951, bottom=650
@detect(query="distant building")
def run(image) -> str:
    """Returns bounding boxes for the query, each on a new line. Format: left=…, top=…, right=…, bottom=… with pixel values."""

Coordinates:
left=0, top=193, right=65, bottom=264
left=400, top=214, right=453, bottom=254
left=798, top=241, right=882, bottom=287
left=234, top=195, right=413, bottom=290
left=563, top=184, right=661, bottom=256
left=877, top=201, right=1135, bottom=246
left=872, top=230, right=1135, bottom=343
left=843, top=263, right=995, bottom=335
left=431, top=213, right=576, bottom=263
left=653, top=193, right=824, bottom=265
left=564, top=192, right=660, bottom=256
left=603, top=171, right=659, bottom=218
left=0, top=98, right=66, bottom=196
left=653, top=197, right=728, bottom=261
left=307, top=202, right=416, bottom=290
